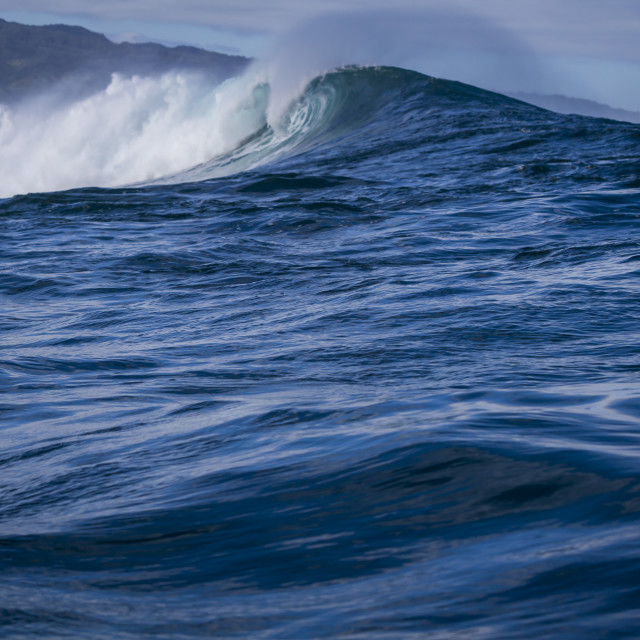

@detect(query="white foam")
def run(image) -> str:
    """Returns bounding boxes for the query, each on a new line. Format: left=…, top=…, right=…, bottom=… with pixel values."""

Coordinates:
left=0, top=70, right=270, bottom=198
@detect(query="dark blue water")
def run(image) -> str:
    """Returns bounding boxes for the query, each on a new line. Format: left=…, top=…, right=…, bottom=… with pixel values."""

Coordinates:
left=2, top=67, right=640, bottom=638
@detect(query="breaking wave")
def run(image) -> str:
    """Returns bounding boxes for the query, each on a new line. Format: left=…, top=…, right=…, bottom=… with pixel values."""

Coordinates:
left=0, top=61, right=527, bottom=198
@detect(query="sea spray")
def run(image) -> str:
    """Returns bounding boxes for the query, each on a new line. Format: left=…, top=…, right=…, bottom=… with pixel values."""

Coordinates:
left=257, top=7, right=542, bottom=126
left=0, top=71, right=269, bottom=197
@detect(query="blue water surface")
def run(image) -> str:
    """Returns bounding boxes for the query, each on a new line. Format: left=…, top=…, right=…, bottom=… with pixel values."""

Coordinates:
left=2, top=67, right=640, bottom=638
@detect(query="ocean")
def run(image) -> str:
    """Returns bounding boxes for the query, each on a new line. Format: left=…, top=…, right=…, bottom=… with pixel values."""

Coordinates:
left=2, top=65, right=640, bottom=638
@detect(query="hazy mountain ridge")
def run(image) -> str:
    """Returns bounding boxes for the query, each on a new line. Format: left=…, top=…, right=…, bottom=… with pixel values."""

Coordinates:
left=508, top=91, right=640, bottom=124
left=0, top=18, right=250, bottom=103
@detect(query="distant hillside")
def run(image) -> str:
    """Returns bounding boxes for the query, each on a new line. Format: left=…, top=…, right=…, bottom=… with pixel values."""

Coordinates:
left=508, top=91, right=640, bottom=124
left=0, top=18, right=250, bottom=103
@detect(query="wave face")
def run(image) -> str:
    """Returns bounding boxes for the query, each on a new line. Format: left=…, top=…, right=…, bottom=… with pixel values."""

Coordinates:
left=2, top=66, right=640, bottom=639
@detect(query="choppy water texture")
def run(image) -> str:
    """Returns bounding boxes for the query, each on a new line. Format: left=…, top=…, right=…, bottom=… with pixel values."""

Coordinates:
left=2, top=67, right=640, bottom=639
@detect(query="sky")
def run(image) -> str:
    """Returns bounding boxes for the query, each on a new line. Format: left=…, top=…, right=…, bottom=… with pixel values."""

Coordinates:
left=1, top=0, right=639, bottom=111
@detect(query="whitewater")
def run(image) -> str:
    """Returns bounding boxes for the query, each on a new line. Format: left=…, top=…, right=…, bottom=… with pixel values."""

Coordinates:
left=2, top=25, right=640, bottom=640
